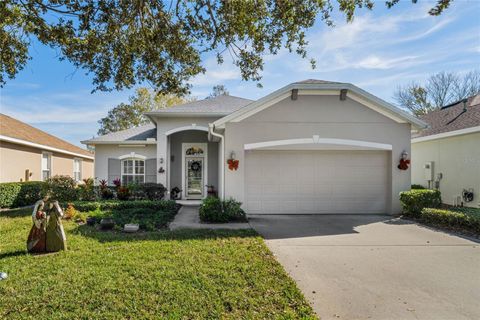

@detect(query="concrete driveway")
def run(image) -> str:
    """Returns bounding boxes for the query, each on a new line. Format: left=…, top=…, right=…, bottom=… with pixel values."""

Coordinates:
left=249, top=214, right=480, bottom=320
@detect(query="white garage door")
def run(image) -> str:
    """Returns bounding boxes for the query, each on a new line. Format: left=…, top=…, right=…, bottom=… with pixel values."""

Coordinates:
left=245, top=150, right=389, bottom=214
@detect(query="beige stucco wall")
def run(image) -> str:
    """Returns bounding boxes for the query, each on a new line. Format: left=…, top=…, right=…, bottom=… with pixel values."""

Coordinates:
left=0, top=141, right=42, bottom=182
left=412, top=132, right=480, bottom=207
left=0, top=141, right=94, bottom=182
left=223, top=95, right=412, bottom=214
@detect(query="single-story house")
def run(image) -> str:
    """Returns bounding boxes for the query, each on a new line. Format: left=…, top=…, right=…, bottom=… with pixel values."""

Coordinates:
left=0, top=113, right=94, bottom=183
left=412, top=95, right=480, bottom=208
left=83, top=80, right=427, bottom=214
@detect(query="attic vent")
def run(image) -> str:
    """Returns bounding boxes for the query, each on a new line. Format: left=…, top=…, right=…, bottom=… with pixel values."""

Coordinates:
left=146, top=138, right=156, bottom=142
left=291, top=89, right=298, bottom=101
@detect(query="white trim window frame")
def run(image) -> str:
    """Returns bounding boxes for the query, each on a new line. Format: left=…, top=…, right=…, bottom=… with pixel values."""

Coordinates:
left=41, top=152, right=52, bottom=181
left=73, top=158, right=82, bottom=182
left=121, top=158, right=145, bottom=185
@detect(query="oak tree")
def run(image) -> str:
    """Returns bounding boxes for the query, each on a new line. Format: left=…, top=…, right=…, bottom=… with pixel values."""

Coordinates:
left=2, top=0, right=454, bottom=95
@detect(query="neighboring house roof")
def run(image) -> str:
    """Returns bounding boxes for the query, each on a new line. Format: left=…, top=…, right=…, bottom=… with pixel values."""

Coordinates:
left=0, top=113, right=93, bottom=159
left=81, top=123, right=157, bottom=145
left=212, top=80, right=428, bottom=130
left=145, top=94, right=253, bottom=117
left=413, top=95, right=480, bottom=140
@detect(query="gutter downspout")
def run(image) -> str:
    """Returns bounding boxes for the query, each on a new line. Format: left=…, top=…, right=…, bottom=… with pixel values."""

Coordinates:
left=209, top=124, right=225, bottom=199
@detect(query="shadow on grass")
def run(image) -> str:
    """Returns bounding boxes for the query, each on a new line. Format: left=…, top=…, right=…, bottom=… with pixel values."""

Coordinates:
left=0, top=207, right=32, bottom=218
left=73, top=223, right=257, bottom=243
left=0, top=250, right=28, bottom=260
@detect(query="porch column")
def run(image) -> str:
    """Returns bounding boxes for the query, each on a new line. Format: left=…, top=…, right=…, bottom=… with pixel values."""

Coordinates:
left=156, top=132, right=167, bottom=186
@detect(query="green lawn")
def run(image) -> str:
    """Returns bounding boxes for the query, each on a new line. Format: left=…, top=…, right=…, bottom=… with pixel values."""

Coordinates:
left=0, top=208, right=316, bottom=319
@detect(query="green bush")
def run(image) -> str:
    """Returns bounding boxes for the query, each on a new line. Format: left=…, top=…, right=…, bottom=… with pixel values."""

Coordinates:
left=223, top=198, right=247, bottom=222
left=0, top=181, right=47, bottom=208
left=81, top=201, right=179, bottom=230
left=199, top=197, right=247, bottom=223
left=44, top=175, right=78, bottom=202
left=420, top=208, right=480, bottom=234
left=411, top=184, right=426, bottom=189
left=78, top=178, right=96, bottom=201
left=63, top=200, right=177, bottom=213
left=199, top=197, right=226, bottom=222
left=399, top=189, right=441, bottom=217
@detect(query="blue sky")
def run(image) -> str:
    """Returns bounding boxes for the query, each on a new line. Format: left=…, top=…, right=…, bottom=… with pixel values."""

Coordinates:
left=1, top=1, right=479, bottom=147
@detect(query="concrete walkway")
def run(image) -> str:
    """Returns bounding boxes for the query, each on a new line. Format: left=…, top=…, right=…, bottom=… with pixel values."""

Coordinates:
left=249, top=214, right=480, bottom=320
left=169, top=205, right=251, bottom=230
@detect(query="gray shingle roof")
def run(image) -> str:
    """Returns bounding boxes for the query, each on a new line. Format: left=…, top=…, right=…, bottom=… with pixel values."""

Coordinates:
left=147, top=94, right=253, bottom=114
left=414, top=94, right=480, bottom=138
left=294, top=79, right=345, bottom=85
left=82, top=124, right=156, bottom=144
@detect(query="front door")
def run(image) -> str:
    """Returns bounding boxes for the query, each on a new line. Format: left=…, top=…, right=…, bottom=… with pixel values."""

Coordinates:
left=185, top=157, right=204, bottom=199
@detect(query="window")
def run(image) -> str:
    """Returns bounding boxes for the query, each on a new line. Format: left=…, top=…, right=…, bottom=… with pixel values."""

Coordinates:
left=74, top=158, right=82, bottom=182
left=41, top=152, right=51, bottom=181
left=185, top=147, right=204, bottom=156
left=121, top=159, right=144, bottom=185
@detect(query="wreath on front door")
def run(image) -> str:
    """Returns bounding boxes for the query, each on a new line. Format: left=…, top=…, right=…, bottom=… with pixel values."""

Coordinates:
left=190, top=161, right=201, bottom=172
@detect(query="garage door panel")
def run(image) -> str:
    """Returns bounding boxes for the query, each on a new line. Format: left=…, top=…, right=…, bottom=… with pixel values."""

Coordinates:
left=245, top=150, right=389, bottom=214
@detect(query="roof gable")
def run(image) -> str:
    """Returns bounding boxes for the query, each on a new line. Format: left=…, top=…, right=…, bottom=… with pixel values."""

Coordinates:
left=212, top=80, right=427, bottom=130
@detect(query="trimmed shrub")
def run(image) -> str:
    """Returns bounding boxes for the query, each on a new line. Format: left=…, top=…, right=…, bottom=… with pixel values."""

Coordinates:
left=142, top=183, right=167, bottom=200
left=80, top=200, right=179, bottom=231
left=399, top=189, right=441, bottom=217
left=223, top=198, right=247, bottom=222
left=62, top=200, right=177, bottom=213
left=199, top=197, right=226, bottom=222
left=44, top=175, right=78, bottom=202
left=420, top=208, right=480, bottom=234
left=199, top=197, right=246, bottom=223
left=411, top=184, right=426, bottom=189
left=0, top=181, right=46, bottom=208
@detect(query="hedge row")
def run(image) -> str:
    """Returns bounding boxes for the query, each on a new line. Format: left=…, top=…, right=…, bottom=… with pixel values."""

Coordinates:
left=62, top=200, right=178, bottom=213
left=0, top=182, right=46, bottom=208
left=419, top=208, right=480, bottom=235
left=399, top=189, right=442, bottom=217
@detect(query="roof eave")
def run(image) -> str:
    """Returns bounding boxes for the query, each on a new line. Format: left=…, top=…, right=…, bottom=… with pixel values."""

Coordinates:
left=145, top=111, right=231, bottom=118
left=1, top=135, right=94, bottom=160
left=81, top=140, right=157, bottom=146
left=212, top=82, right=429, bottom=130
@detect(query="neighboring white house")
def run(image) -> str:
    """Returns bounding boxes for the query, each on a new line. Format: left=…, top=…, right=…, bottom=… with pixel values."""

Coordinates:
left=412, top=95, right=480, bottom=208
left=82, top=80, right=427, bottom=215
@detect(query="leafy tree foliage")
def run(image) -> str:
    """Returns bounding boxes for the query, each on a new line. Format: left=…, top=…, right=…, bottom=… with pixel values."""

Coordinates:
left=394, top=70, right=480, bottom=116
left=1, top=1, right=454, bottom=94
left=208, top=85, right=229, bottom=98
left=97, top=88, right=193, bottom=135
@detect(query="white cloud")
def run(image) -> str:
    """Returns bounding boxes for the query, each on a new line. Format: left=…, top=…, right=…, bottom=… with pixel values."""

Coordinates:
left=354, top=55, right=420, bottom=70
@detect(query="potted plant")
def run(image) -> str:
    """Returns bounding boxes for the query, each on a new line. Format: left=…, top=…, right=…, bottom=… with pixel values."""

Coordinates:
left=100, top=217, right=115, bottom=230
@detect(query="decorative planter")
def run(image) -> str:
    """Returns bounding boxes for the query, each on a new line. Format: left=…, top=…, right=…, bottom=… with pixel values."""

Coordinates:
left=100, top=218, right=115, bottom=230
left=124, top=224, right=140, bottom=233
left=86, top=217, right=97, bottom=226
